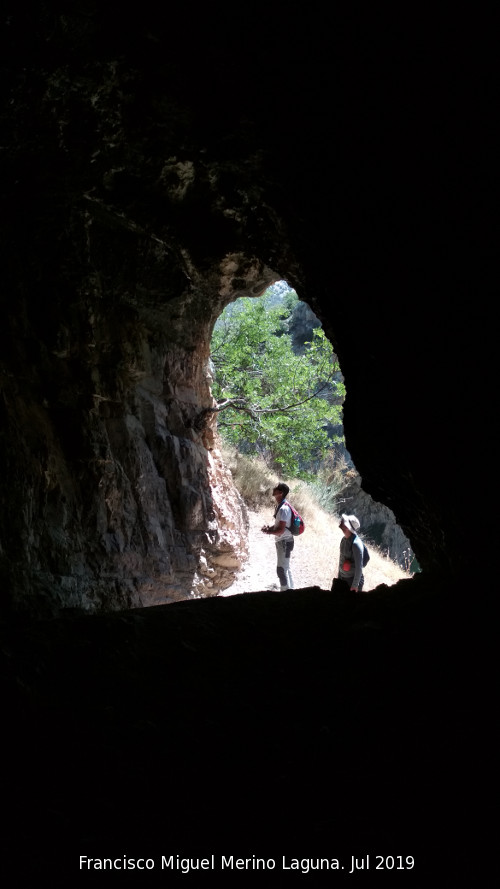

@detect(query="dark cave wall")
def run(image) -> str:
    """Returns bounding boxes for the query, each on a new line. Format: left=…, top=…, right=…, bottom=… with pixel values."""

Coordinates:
left=1, top=200, right=275, bottom=614
left=0, top=3, right=485, bottom=614
left=1, top=5, right=293, bottom=615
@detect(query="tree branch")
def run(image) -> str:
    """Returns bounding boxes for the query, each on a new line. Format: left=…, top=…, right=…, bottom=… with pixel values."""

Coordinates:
left=214, top=380, right=333, bottom=417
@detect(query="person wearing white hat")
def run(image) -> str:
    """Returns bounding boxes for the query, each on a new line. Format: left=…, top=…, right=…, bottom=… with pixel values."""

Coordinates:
left=337, top=514, right=365, bottom=592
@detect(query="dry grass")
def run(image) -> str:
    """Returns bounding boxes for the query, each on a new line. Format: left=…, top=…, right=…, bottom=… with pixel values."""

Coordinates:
left=220, top=445, right=277, bottom=509
left=286, top=481, right=410, bottom=590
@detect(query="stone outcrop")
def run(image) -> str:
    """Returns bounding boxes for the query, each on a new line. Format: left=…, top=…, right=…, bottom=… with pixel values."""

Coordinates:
left=288, top=299, right=322, bottom=354
left=337, top=470, right=415, bottom=568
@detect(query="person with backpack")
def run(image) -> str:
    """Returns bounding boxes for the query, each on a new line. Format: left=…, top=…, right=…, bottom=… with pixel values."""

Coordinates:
left=337, top=514, right=368, bottom=593
left=261, top=482, right=296, bottom=591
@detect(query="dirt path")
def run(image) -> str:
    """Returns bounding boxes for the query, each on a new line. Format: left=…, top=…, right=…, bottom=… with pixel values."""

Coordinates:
left=219, top=507, right=408, bottom=597
left=219, top=507, right=338, bottom=596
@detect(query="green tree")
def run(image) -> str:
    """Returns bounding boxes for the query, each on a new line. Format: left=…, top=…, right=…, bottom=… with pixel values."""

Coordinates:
left=210, top=293, right=345, bottom=478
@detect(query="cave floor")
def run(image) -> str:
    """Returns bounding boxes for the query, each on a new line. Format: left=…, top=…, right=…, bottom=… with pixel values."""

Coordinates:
left=1, top=579, right=492, bottom=883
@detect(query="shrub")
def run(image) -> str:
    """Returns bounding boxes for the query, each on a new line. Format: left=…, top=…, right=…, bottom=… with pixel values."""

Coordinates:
left=220, top=444, right=276, bottom=509
left=221, top=443, right=343, bottom=524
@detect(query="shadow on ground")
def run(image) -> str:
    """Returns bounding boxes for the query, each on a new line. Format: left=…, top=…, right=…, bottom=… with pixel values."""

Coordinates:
left=1, top=577, right=491, bottom=884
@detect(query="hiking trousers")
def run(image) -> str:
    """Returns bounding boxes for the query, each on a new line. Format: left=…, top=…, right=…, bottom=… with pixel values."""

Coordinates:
left=275, top=537, right=294, bottom=590
left=336, top=573, right=364, bottom=593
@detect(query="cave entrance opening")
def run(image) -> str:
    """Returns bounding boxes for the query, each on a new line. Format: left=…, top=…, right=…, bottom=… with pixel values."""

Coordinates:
left=211, top=280, right=348, bottom=484
left=209, top=281, right=417, bottom=597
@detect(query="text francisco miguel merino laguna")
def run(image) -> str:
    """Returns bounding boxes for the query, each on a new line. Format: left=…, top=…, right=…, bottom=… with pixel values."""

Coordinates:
left=79, top=855, right=415, bottom=874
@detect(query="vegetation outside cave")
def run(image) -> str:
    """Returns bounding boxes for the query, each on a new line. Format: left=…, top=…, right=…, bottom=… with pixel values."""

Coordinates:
left=210, top=282, right=346, bottom=481
left=209, top=282, right=419, bottom=576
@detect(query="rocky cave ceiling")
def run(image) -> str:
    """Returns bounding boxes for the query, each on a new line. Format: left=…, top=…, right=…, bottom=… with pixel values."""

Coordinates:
left=0, top=3, right=485, bottom=616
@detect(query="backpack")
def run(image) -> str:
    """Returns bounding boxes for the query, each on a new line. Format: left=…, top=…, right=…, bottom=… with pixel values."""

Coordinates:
left=348, top=535, right=370, bottom=566
left=284, top=500, right=305, bottom=536
left=361, top=541, right=370, bottom=567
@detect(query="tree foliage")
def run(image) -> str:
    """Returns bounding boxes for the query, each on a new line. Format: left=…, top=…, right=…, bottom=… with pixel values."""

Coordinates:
left=210, top=292, right=345, bottom=478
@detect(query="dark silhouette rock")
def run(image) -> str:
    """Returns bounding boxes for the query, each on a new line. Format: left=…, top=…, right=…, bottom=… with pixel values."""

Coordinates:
left=0, top=3, right=492, bottom=882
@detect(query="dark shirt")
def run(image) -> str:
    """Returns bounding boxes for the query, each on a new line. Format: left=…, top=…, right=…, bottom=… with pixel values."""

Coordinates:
left=338, top=533, right=364, bottom=588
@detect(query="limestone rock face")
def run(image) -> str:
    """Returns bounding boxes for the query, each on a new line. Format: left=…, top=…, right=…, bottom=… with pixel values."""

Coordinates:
left=1, top=246, right=270, bottom=614
left=288, top=300, right=322, bottom=355
left=0, top=223, right=273, bottom=614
